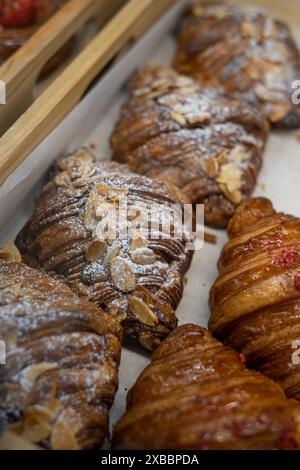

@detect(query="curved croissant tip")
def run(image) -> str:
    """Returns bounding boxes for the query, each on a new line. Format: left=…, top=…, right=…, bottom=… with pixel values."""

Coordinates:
left=0, top=241, right=22, bottom=264
left=227, top=197, right=275, bottom=238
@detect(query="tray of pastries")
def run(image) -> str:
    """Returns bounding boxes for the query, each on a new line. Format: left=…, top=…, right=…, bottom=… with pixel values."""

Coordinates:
left=1, top=0, right=300, bottom=450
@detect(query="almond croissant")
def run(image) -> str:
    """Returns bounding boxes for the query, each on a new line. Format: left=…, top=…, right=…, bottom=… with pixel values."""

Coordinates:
left=113, top=324, right=300, bottom=450
left=110, top=65, right=269, bottom=228
left=209, top=197, right=300, bottom=400
left=0, top=247, right=122, bottom=450
left=174, top=1, right=300, bottom=128
left=16, top=150, right=192, bottom=351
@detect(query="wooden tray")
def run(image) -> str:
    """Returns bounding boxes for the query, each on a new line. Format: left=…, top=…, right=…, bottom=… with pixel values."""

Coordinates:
left=0, top=0, right=175, bottom=187
left=0, top=0, right=127, bottom=136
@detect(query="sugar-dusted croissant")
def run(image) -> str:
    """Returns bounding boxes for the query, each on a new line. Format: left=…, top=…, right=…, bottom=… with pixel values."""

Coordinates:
left=113, top=324, right=300, bottom=450
left=174, top=1, right=300, bottom=128
left=209, top=197, right=300, bottom=400
left=0, top=243, right=122, bottom=450
left=16, top=149, right=192, bottom=351
left=110, top=65, right=269, bottom=228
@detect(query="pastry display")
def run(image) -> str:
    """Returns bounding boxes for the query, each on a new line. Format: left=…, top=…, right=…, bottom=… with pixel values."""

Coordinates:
left=0, top=0, right=70, bottom=73
left=0, top=243, right=122, bottom=450
left=113, top=324, right=300, bottom=450
left=174, top=1, right=300, bottom=128
left=209, top=197, right=300, bottom=400
left=16, top=149, right=193, bottom=351
left=110, top=65, right=269, bottom=228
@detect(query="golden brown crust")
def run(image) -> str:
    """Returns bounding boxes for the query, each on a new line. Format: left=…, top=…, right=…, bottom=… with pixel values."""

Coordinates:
left=111, top=65, right=269, bottom=228
left=112, top=324, right=300, bottom=450
left=209, top=198, right=300, bottom=400
left=174, top=1, right=300, bottom=128
left=16, top=149, right=192, bottom=350
left=0, top=258, right=122, bottom=450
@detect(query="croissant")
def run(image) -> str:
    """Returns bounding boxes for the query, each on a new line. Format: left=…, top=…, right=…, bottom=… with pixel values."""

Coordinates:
left=209, top=197, right=300, bottom=401
left=16, top=149, right=192, bottom=351
left=112, top=324, right=300, bottom=450
left=0, top=243, right=122, bottom=450
left=174, top=1, right=300, bottom=128
left=110, top=65, right=269, bottom=228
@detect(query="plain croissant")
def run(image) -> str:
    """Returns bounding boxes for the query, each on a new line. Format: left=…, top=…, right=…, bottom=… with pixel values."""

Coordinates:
left=0, top=244, right=122, bottom=450
left=113, top=324, right=300, bottom=450
left=16, top=149, right=192, bottom=351
left=110, top=65, right=268, bottom=228
left=209, top=197, right=300, bottom=400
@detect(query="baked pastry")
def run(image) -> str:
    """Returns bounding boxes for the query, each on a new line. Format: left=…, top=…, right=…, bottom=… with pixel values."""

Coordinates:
left=16, top=149, right=192, bottom=350
left=0, top=0, right=70, bottom=73
left=0, top=242, right=122, bottom=450
left=209, top=197, right=300, bottom=400
left=110, top=65, right=269, bottom=228
left=113, top=324, right=300, bottom=450
left=174, top=1, right=300, bottom=128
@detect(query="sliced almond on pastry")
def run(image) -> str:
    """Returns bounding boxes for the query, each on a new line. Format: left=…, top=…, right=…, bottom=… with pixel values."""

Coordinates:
left=85, top=239, right=107, bottom=262
left=129, top=296, right=158, bottom=327
left=0, top=242, right=22, bottom=263
left=110, top=257, right=136, bottom=293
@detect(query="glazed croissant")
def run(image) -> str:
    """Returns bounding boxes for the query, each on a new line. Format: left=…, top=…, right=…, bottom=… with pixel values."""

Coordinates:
left=0, top=243, right=122, bottom=450
left=110, top=65, right=268, bottom=228
left=174, top=1, right=300, bottom=128
left=16, top=149, right=192, bottom=351
left=209, top=197, right=300, bottom=400
left=113, top=324, right=300, bottom=450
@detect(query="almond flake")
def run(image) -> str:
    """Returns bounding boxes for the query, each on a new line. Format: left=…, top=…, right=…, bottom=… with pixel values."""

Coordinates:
left=110, top=257, right=136, bottom=293
left=54, top=171, right=71, bottom=188
left=83, top=201, right=98, bottom=230
left=96, top=184, right=110, bottom=196
left=129, top=296, right=158, bottom=327
left=22, top=414, right=52, bottom=443
left=85, top=239, right=107, bottom=262
left=107, top=188, right=128, bottom=202
left=104, top=245, right=120, bottom=265
left=73, top=177, right=92, bottom=188
left=131, top=236, right=149, bottom=251
left=192, top=4, right=204, bottom=16
left=131, top=248, right=156, bottom=265
left=51, top=408, right=80, bottom=450
left=229, top=146, right=246, bottom=162
left=176, top=76, right=195, bottom=87
left=0, top=242, right=22, bottom=263
left=220, top=185, right=243, bottom=204
left=217, top=163, right=242, bottom=192
left=21, top=363, right=58, bottom=392
left=268, top=102, right=291, bottom=122
left=204, top=158, right=219, bottom=177
left=171, top=111, right=186, bottom=126
left=138, top=332, right=157, bottom=351
left=134, top=285, right=156, bottom=307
